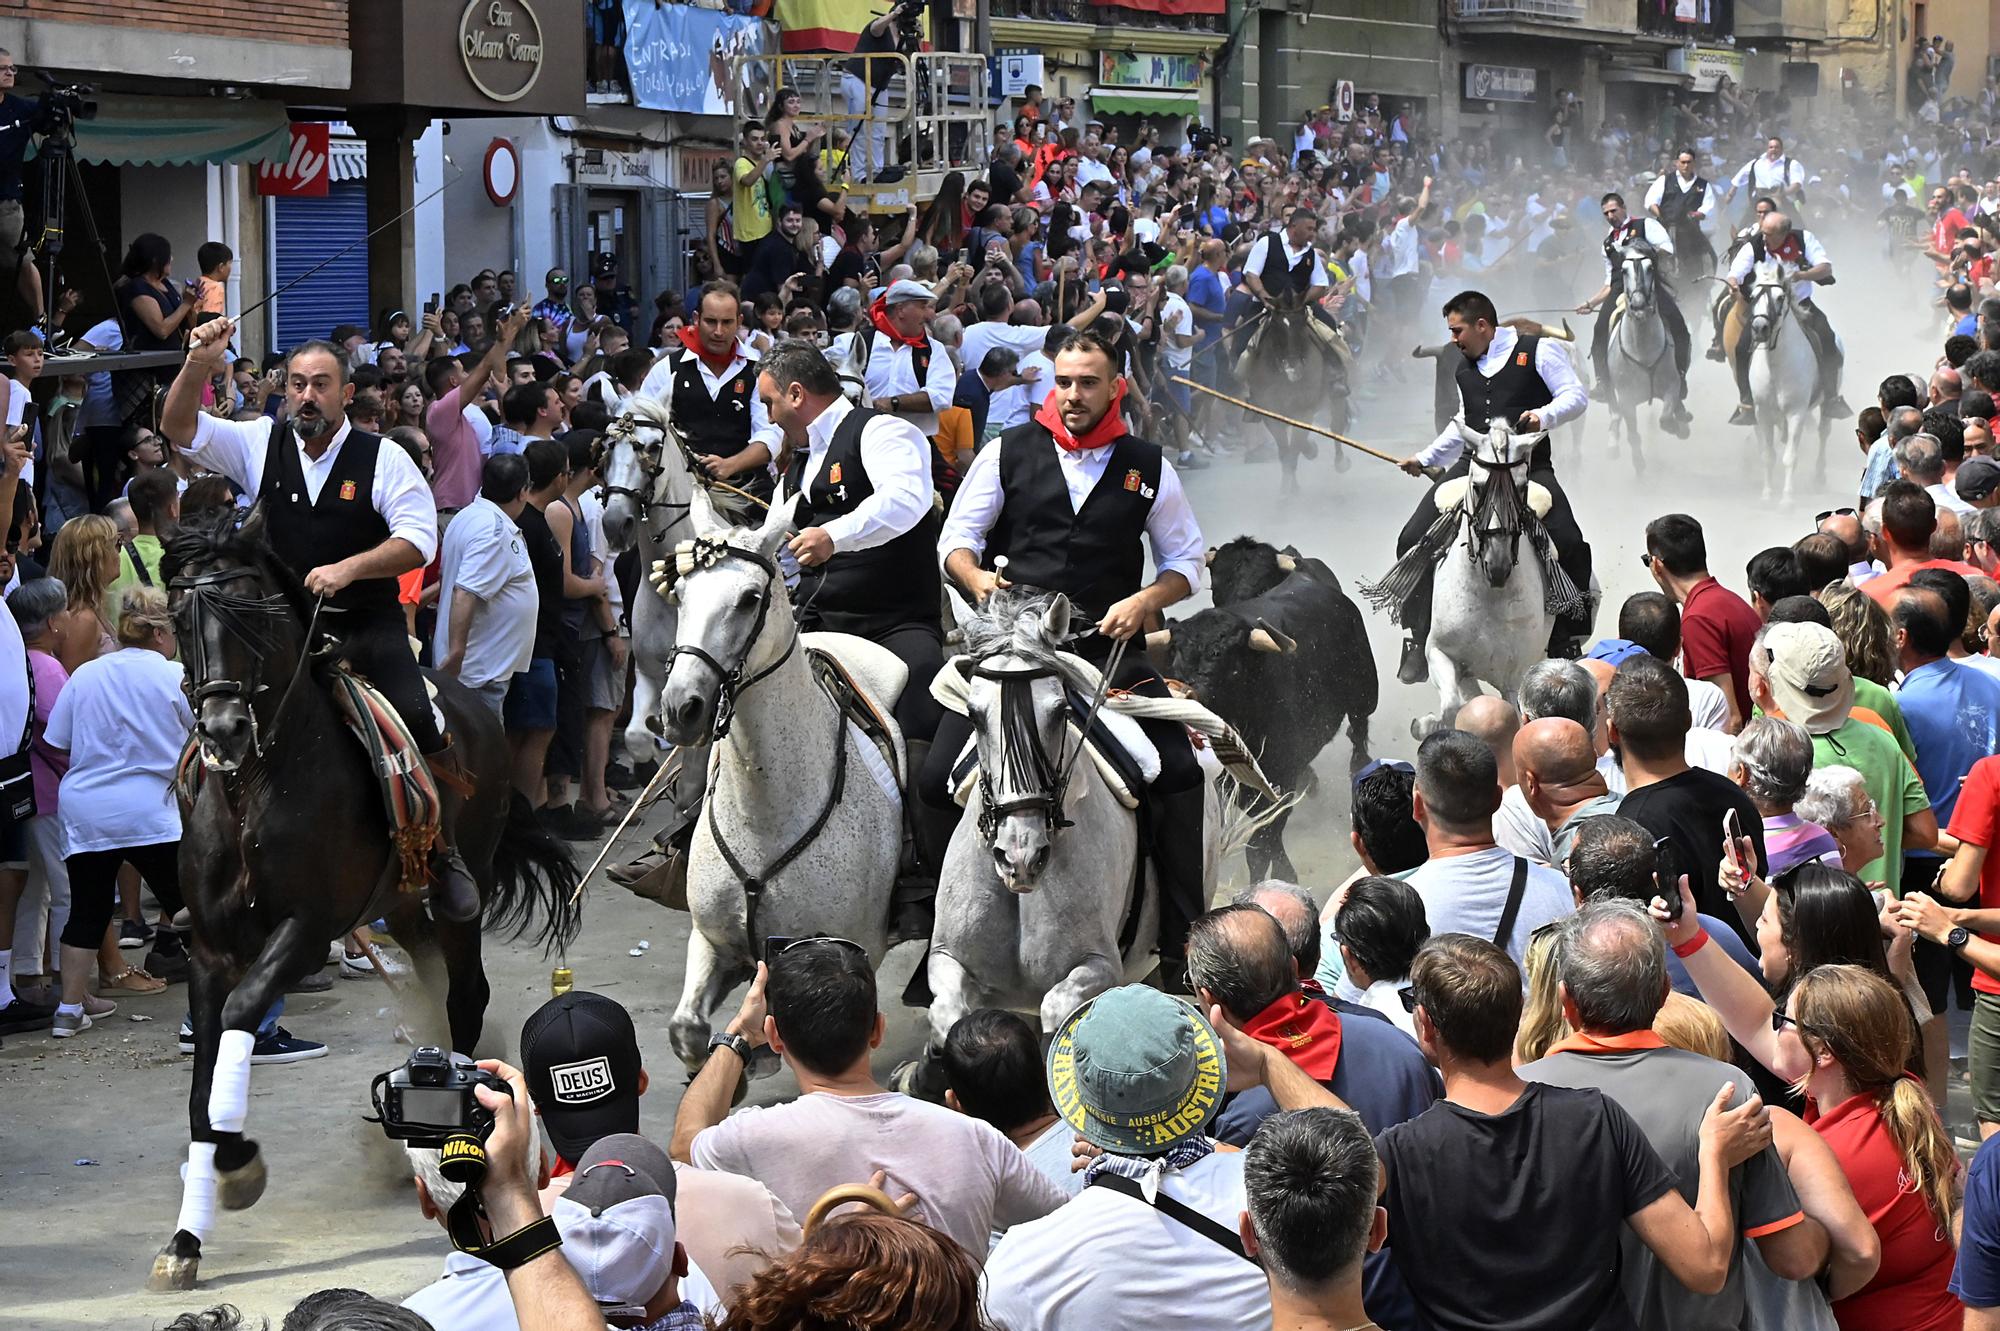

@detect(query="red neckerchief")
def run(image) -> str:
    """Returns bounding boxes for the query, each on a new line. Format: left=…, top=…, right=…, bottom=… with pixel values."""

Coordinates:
left=1035, top=381, right=1128, bottom=452
left=1545, top=1029, right=1668, bottom=1057
left=869, top=297, right=929, bottom=349
left=1771, top=232, right=1805, bottom=265
left=551, top=1155, right=576, bottom=1178
left=677, top=325, right=737, bottom=376
left=1238, top=992, right=1343, bottom=1081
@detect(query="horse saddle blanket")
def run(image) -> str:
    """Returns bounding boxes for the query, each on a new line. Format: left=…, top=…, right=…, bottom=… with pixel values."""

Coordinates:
left=805, top=631, right=907, bottom=797
left=1433, top=475, right=1553, bottom=518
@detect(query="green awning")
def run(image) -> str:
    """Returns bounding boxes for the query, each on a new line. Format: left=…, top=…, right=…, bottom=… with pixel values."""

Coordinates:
left=38, top=94, right=292, bottom=167
left=1090, top=88, right=1199, bottom=116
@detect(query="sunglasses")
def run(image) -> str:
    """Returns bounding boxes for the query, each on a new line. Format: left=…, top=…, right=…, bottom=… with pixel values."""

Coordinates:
left=769, top=934, right=867, bottom=963
left=1398, top=986, right=1420, bottom=1014
left=1816, top=507, right=1857, bottom=522
left=1639, top=552, right=1655, bottom=568
left=1770, top=1009, right=1804, bottom=1033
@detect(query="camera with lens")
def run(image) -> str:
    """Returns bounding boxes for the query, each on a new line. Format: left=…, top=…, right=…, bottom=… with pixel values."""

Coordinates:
left=38, top=82, right=97, bottom=125
left=892, top=0, right=923, bottom=48
left=369, top=1046, right=509, bottom=1155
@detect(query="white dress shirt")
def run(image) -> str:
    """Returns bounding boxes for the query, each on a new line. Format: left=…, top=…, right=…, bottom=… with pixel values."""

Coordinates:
left=1602, top=216, right=1676, bottom=284
left=186, top=413, right=439, bottom=562
left=1415, top=327, right=1589, bottom=470
left=793, top=396, right=934, bottom=552
left=1732, top=152, right=1807, bottom=194
left=863, top=330, right=956, bottom=437
left=1244, top=233, right=1331, bottom=289
left=638, top=344, right=783, bottom=461
left=962, top=321, right=1050, bottom=435
left=939, top=425, right=1206, bottom=592
left=1643, top=171, right=1718, bottom=220
left=1384, top=215, right=1422, bottom=278
left=991, top=350, right=1052, bottom=434
left=1726, top=227, right=1831, bottom=302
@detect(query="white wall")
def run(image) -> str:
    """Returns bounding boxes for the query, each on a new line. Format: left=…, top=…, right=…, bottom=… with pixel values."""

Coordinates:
left=119, top=164, right=217, bottom=280
left=414, top=122, right=449, bottom=310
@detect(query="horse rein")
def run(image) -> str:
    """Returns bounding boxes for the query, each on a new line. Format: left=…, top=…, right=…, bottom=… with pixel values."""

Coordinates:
left=967, top=632, right=1125, bottom=845
left=595, top=416, right=695, bottom=545
left=663, top=535, right=797, bottom=741
left=169, top=565, right=325, bottom=768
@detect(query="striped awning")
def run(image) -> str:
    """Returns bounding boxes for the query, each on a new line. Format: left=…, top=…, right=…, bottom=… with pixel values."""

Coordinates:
left=329, top=137, right=369, bottom=182
left=1089, top=87, right=1199, bottom=116
left=51, top=94, right=292, bottom=167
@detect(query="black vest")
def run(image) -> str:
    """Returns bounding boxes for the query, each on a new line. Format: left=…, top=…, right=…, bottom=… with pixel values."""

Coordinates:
left=669, top=349, right=774, bottom=500
left=1602, top=219, right=1647, bottom=270
left=1257, top=234, right=1318, bottom=300
left=784, top=405, right=942, bottom=637
left=258, top=421, right=400, bottom=616
left=1659, top=174, right=1709, bottom=224
left=984, top=421, right=1161, bottom=621
left=1455, top=334, right=1555, bottom=437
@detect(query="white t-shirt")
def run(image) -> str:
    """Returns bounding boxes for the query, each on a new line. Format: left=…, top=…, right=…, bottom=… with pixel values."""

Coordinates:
left=576, top=488, right=624, bottom=618
left=690, top=1090, right=1068, bottom=1259
left=434, top=497, right=538, bottom=689
left=45, top=647, right=192, bottom=855
left=984, top=1152, right=1269, bottom=1331
left=0, top=593, right=27, bottom=757
left=1159, top=293, right=1195, bottom=371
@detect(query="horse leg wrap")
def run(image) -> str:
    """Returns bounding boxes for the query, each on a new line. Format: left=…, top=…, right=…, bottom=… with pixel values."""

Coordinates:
left=208, top=1029, right=256, bottom=1134
left=175, top=1141, right=219, bottom=1241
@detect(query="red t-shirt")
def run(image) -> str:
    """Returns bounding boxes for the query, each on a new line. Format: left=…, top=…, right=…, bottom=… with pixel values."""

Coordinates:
left=1807, top=1091, right=1959, bottom=1331
left=1863, top=557, right=1984, bottom=608
left=1679, top=577, right=1762, bottom=723
left=1934, top=208, right=1970, bottom=259
left=1949, top=755, right=2000, bottom=995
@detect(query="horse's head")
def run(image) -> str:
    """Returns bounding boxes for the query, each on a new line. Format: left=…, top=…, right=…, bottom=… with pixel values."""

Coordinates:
left=1266, top=303, right=1311, bottom=383
left=160, top=504, right=306, bottom=773
left=1748, top=257, right=1793, bottom=347
left=598, top=397, right=697, bottom=553
left=960, top=590, right=1089, bottom=891
left=1463, top=426, right=1535, bottom=590
left=1619, top=247, right=1656, bottom=312
left=656, top=492, right=796, bottom=744
left=824, top=334, right=870, bottom=406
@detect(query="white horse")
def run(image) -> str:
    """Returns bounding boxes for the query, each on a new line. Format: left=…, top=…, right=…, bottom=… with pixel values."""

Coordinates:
left=1418, top=424, right=1558, bottom=738
left=921, top=591, right=1212, bottom=1060
left=1742, top=256, right=1826, bottom=501
left=654, top=493, right=906, bottom=1068
left=1604, top=245, right=1687, bottom=456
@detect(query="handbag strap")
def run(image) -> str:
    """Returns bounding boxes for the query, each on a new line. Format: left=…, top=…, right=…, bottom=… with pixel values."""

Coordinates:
left=1087, top=1172, right=1251, bottom=1261
left=1492, top=855, right=1529, bottom=952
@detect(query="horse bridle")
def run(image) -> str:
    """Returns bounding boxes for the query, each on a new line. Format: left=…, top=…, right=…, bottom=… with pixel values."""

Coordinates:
left=1747, top=278, right=1794, bottom=348
left=966, top=635, right=1125, bottom=845
left=1464, top=453, right=1532, bottom=571
left=595, top=414, right=698, bottom=543
left=663, top=535, right=796, bottom=741
left=168, top=564, right=315, bottom=766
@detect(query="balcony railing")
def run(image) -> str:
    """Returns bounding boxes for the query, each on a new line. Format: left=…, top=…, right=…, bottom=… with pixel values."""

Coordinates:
left=1457, top=0, right=1585, bottom=18
left=990, top=0, right=1225, bottom=34
left=1636, top=0, right=1732, bottom=40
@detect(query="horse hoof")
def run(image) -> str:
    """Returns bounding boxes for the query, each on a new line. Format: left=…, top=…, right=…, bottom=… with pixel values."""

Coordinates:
left=148, top=1233, right=202, bottom=1292
left=218, top=1148, right=267, bottom=1211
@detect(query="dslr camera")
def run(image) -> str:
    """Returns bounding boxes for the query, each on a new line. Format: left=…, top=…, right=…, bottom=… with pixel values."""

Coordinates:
left=369, top=1046, right=509, bottom=1150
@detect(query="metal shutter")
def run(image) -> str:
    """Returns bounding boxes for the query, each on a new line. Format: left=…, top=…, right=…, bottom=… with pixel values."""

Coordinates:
left=270, top=181, right=370, bottom=352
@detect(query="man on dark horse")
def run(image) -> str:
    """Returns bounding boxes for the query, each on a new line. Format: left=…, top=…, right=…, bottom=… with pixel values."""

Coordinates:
left=637, top=279, right=781, bottom=501
left=1645, top=147, right=1718, bottom=287
left=162, top=316, right=482, bottom=922
left=1393, top=290, right=1592, bottom=684
left=1722, top=209, right=1850, bottom=425
left=1577, top=191, right=1691, bottom=421
left=925, top=328, right=1208, bottom=988
left=1238, top=205, right=1346, bottom=366
left=754, top=339, right=945, bottom=937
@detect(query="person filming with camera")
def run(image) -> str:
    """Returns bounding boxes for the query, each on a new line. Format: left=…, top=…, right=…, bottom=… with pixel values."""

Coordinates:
left=0, top=52, right=58, bottom=331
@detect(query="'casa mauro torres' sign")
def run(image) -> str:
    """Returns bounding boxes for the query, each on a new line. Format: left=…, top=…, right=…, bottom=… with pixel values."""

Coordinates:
left=460, top=0, right=545, bottom=103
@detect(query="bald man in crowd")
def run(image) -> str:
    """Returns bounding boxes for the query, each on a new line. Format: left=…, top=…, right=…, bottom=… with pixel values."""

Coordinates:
left=1455, top=695, right=1522, bottom=791
left=1513, top=718, right=1623, bottom=864
left=1818, top=508, right=1879, bottom=582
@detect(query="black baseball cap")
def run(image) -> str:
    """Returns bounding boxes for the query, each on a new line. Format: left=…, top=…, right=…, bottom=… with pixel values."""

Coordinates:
left=521, top=991, right=643, bottom=1163
left=1960, top=456, right=2000, bottom=502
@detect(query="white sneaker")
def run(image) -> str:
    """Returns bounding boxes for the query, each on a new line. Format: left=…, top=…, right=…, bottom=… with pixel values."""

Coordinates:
left=340, top=950, right=376, bottom=978
left=51, top=1009, right=90, bottom=1038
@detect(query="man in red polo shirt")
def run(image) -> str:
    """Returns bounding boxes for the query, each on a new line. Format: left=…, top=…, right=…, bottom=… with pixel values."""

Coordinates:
left=1644, top=513, right=1762, bottom=732
left=1862, top=480, right=1981, bottom=608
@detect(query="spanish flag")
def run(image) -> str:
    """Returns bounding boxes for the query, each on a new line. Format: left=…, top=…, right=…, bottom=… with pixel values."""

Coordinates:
left=776, top=0, right=928, bottom=52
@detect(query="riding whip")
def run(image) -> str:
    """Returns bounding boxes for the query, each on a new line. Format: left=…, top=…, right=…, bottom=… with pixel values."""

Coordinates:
left=565, top=755, right=679, bottom=913
left=1171, top=376, right=1404, bottom=467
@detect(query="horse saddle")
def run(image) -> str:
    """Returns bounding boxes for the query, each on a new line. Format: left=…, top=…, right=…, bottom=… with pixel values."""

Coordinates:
left=800, top=630, right=907, bottom=796
left=1434, top=475, right=1552, bottom=518
left=1607, top=291, right=1630, bottom=336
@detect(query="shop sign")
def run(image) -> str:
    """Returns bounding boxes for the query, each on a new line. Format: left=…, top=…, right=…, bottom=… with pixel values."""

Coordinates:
left=257, top=122, right=330, bottom=198
left=1333, top=79, right=1354, bottom=121
left=1463, top=62, right=1536, bottom=103
left=996, top=51, right=1044, bottom=97
left=1677, top=46, right=1745, bottom=94
left=460, top=0, right=546, bottom=104
left=1096, top=51, right=1200, bottom=91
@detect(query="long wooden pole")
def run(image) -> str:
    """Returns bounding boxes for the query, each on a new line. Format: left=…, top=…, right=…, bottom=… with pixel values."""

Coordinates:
left=1171, top=376, right=1405, bottom=467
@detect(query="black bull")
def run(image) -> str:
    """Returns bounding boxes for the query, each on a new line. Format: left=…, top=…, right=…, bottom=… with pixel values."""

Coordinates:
left=1150, top=537, right=1379, bottom=879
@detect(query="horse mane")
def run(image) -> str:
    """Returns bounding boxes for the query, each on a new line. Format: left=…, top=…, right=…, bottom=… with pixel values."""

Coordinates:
left=616, top=393, right=677, bottom=435
left=159, top=503, right=311, bottom=617
left=961, top=587, right=1098, bottom=694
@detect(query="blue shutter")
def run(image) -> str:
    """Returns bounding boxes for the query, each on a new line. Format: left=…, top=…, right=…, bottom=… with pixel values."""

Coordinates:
left=271, top=181, right=370, bottom=352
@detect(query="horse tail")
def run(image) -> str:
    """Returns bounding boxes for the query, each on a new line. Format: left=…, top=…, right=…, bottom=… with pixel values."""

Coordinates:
left=487, top=789, right=584, bottom=954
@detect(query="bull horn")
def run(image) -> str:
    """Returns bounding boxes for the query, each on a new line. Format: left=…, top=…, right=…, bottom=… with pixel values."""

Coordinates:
left=1250, top=619, right=1298, bottom=653
left=1204, top=547, right=1218, bottom=566
left=1274, top=553, right=1297, bottom=572
left=1144, top=629, right=1173, bottom=652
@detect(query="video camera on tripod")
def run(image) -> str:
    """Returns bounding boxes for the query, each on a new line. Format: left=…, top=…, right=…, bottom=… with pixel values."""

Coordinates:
left=37, top=81, right=95, bottom=132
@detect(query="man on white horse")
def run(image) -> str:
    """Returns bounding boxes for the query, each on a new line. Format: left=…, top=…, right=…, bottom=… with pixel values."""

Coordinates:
left=637, top=279, right=780, bottom=502
left=1393, top=290, right=1592, bottom=685
left=1578, top=192, right=1691, bottom=418
left=1723, top=211, right=1849, bottom=425
left=926, top=328, right=1208, bottom=985
left=1644, top=148, right=1718, bottom=274
left=1704, top=195, right=1778, bottom=363
left=1723, top=136, right=1809, bottom=215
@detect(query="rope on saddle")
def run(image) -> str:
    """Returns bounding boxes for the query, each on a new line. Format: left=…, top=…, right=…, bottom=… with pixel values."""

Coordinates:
left=1359, top=503, right=1588, bottom=623
left=329, top=670, right=442, bottom=893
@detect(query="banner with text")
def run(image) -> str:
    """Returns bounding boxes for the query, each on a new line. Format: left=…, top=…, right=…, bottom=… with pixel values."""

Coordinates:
left=622, top=1, right=773, bottom=115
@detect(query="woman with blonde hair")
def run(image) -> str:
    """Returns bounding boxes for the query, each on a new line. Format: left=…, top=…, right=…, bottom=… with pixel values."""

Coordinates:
left=716, top=1213, right=991, bottom=1331
left=1782, top=964, right=1959, bottom=1330
left=45, top=513, right=120, bottom=669
left=1514, top=923, right=1569, bottom=1065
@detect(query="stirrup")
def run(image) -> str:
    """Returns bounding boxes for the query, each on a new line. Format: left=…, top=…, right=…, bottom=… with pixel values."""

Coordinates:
left=1396, top=637, right=1429, bottom=685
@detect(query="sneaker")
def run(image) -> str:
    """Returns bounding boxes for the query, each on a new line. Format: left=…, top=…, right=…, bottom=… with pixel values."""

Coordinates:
left=0, top=994, right=56, bottom=1034
left=177, top=1020, right=194, bottom=1054
left=82, top=994, right=117, bottom=1018
left=1175, top=449, right=1210, bottom=470
left=51, top=1008, right=90, bottom=1038
left=606, top=761, right=642, bottom=790
left=250, top=1027, right=327, bottom=1064
left=118, top=919, right=154, bottom=949
left=340, top=950, right=377, bottom=978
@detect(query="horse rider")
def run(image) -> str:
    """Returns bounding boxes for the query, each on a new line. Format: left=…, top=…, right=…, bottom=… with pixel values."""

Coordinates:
left=637, top=279, right=780, bottom=501
left=1239, top=205, right=1346, bottom=360
left=1705, top=194, right=1778, bottom=362
left=925, top=328, right=1208, bottom=987
left=754, top=339, right=945, bottom=937
left=1577, top=191, right=1691, bottom=419
left=1393, top=289, right=1592, bottom=684
left=862, top=278, right=956, bottom=439
left=1644, top=147, right=1718, bottom=276
left=161, top=316, right=482, bottom=922
left=1724, top=136, right=1809, bottom=216
left=1722, top=210, right=1849, bottom=425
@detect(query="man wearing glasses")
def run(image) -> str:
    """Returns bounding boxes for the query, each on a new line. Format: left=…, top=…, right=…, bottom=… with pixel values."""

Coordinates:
left=0, top=52, right=50, bottom=329
left=531, top=268, right=573, bottom=335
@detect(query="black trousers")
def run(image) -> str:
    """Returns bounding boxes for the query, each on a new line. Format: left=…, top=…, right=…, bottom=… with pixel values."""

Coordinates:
left=1394, top=449, right=1592, bottom=646
left=327, top=605, right=442, bottom=754
left=62, top=841, right=182, bottom=950
left=1590, top=286, right=1692, bottom=384
left=1731, top=298, right=1841, bottom=403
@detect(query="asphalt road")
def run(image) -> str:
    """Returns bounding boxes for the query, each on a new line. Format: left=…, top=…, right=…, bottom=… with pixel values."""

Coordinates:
left=0, top=238, right=1959, bottom=1328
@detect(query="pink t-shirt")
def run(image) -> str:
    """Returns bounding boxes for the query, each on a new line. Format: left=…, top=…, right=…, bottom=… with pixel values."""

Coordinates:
left=425, top=384, right=481, bottom=510
left=26, top=649, right=69, bottom=815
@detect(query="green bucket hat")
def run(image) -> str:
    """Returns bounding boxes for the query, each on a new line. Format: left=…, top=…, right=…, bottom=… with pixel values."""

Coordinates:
left=1047, top=986, right=1228, bottom=1155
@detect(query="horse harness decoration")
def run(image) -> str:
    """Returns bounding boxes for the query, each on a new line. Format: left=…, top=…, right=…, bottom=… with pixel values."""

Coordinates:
left=169, top=564, right=315, bottom=769
left=967, top=634, right=1128, bottom=846
left=596, top=412, right=698, bottom=545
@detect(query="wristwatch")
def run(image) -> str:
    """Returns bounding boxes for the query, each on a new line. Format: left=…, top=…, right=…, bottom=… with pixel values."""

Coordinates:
left=1948, top=925, right=1972, bottom=952
left=707, top=1030, right=753, bottom=1062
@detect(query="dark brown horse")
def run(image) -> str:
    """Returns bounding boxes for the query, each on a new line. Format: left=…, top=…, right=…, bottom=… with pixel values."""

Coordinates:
left=147, top=504, right=579, bottom=1291
left=1240, top=300, right=1352, bottom=494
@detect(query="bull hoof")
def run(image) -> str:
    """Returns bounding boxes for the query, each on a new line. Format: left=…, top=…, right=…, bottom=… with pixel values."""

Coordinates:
left=147, top=1233, right=202, bottom=1292
left=217, top=1146, right=266, bottom=1211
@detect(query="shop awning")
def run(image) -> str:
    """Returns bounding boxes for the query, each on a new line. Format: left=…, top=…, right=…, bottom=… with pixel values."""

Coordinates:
left=56, top=94, right=292, bottom=167
left=1599, top=65, right=1692, bottom=87
left=1090, top=87, right=1200, bottom=116
left=329, top=137, right=369, bottom=182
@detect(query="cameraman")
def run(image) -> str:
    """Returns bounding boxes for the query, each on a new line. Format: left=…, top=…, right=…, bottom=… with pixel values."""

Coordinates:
left=0, top=53, right=49, bottom=327
left=841, top=0, right=922, bottom=184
